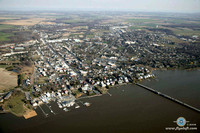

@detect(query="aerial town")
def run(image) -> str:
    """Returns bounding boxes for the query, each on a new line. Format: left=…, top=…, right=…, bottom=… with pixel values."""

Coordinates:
left=0, top=11, right=199, bottom=119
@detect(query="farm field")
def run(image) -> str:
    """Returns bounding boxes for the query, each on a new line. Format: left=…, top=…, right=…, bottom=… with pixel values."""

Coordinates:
left=0, top=18, right=46, bottom=26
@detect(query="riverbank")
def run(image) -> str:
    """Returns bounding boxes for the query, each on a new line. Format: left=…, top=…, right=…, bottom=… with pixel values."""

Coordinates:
left=2, top=90, right=37, bottom=119
left=1, top=68, right=198, bottom=120
left=150, top=66, right=200, bottom=71
left=1, top=70, right=200, bottom=133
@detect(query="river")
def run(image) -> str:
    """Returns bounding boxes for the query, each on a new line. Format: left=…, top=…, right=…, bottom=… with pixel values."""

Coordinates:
left=0, top=70, right=200, bottom=133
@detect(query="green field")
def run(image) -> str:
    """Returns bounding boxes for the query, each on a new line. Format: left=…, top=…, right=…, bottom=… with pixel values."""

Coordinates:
left=127, top=18, right=159, bottom=29
left=143, top=23, right=158, bottom=28
left=129, top=24, right=157, bottom=30
left=127, top=18, right=158, bottom=23
left=129, top=26, right=145, bottom=30
left=164, top=36, right=188, bottom=44
left=172, top=28, right=200, bottom=36
left=0, top=24, right=16, bottom=41
left=62, top=19, right=87, bottom=24
left=0, top=24, right=16, bottom=31
left=0, top=32, right=13, bottom=41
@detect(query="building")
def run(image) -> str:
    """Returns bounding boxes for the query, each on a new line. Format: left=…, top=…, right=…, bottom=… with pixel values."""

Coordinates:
left=14, top=47, right=25, bottom=50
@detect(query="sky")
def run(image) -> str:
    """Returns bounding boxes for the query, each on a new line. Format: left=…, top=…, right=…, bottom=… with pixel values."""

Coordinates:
left=0, top=0, right=200, bottom=13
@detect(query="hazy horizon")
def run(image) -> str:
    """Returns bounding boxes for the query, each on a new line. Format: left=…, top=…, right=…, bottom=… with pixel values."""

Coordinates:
left=0, top=0, right=200, bottom=13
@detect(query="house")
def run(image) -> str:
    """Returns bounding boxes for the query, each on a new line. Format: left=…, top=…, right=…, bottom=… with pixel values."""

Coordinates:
left=0, top=96, right=4, bottom=103
left=80, top=70, right=88, bottom=76
left=25, top=92, right=31, bottom=101
left=82, top=84, right=89, bottom=92
left=4, top=92, right=12, bottom=100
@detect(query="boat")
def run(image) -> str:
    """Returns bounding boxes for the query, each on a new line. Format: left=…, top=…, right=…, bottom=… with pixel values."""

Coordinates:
left=75, top=105, right=80, bottom=109
left=84, top=102, right=91, bottom=107
left=67, top=104, right=71, bottom=107
left=63, top=108, right=69, bottom=112
left=57, top=103, right=63, bottom=108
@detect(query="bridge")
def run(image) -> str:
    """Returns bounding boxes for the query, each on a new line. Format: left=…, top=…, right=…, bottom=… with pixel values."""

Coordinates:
left=135, top=83, right=200, bottom=113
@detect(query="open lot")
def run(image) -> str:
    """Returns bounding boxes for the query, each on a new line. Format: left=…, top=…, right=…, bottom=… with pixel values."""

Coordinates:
left=19, top=64, right=34, bottom=76
left=0, top=68, right=17, bottom=92
left=23, top=109, right=37, bottom=119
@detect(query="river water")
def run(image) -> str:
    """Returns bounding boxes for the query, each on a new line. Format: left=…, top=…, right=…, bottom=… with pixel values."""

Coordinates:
left=0, top=70, right=200, bottom=133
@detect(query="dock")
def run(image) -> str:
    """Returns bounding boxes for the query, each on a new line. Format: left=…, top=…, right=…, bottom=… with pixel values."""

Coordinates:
left=38, top=105, right=48, bottom=117
left=107, top=91, right=112, bottom=96
left=135, top=83, right=200, bottom=113
left=45, top=103, right=56, bottom=115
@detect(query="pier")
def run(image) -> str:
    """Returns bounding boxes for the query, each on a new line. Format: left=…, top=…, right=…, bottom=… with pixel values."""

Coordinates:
left=45, top=104, right=56, bottom=115
left=107, top=91, right=112, bottom=96
left=135, top=83, right=200, bottom=113
left=38, top=105, right=48, bottom=117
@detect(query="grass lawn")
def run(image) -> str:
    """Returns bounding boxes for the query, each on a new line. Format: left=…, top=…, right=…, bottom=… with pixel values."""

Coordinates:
left=37, top=76, right=48, bottom=84
left=4, top=92, right=26, bottom=116
left=86, top=34, right=94, bottom=38
left=0, top=65, right=8, bottom=68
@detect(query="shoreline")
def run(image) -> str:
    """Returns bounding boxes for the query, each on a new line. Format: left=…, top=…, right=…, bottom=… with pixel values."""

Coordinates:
left=1, top=70, right=200, bottom=133
left=1, top=68, right=200, bottom=119
left=150, top=67, right=200, bottom=71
